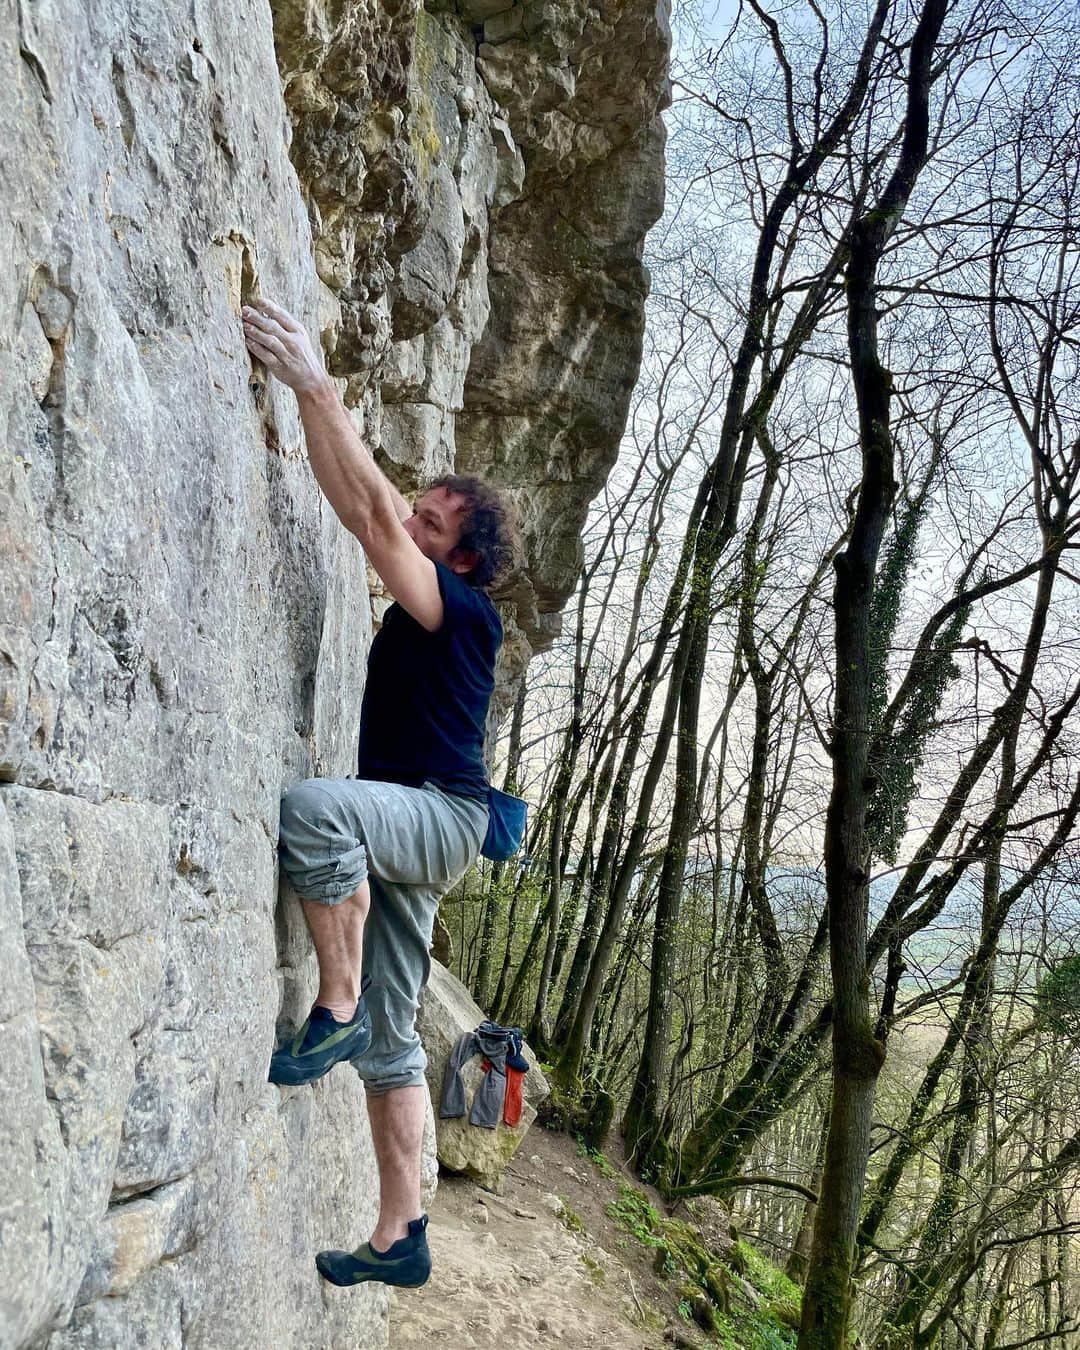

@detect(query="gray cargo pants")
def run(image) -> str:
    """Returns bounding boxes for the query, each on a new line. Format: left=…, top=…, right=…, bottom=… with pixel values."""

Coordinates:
left=278, top=777, right=487, bottom=1093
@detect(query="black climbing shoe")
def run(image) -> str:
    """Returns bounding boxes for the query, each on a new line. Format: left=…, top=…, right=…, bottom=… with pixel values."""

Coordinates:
left=316, top=1215, right=432, bottom=1288
left=269, top=999, right=372, bottom=1086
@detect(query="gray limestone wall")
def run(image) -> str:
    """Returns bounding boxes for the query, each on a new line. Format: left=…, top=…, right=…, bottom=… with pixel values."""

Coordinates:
left=0, top=0, right=669, bottom=1345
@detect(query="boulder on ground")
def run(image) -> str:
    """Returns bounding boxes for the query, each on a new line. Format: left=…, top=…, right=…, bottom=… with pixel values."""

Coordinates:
left=418, top=962, right=548, bottom=1193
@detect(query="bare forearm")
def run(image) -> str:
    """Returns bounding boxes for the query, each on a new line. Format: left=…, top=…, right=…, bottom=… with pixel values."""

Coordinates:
left=241, top=299, right=444, bottom=629
left=295, top=377, right=406, bottom=535
left=241, top=298, right=411, bottom=528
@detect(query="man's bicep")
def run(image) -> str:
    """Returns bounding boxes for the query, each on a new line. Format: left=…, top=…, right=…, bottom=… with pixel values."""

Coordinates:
left=360, top=523, right=444, bottom=632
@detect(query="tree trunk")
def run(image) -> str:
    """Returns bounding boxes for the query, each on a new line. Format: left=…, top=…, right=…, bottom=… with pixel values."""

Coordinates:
left=624, top=604, right=707, bottom=1169
left=799, top=4, right=948, bottom=1343
left=787, top=1106, right=829, bottom=1284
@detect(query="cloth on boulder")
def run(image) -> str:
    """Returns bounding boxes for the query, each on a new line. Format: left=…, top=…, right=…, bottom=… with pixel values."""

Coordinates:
left=503, top=1062, right=525, bottom=1127
left=440, top=1020, right=528, bottom=1129
left=420, top=964, right=549, bottom=1192
left=503, top=1036, right=528, bottom=1126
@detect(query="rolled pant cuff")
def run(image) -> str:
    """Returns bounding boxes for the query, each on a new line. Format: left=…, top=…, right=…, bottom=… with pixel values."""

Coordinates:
left=279, top=840, right=369, bottom=904
left=358, top=1069, right=429, bottom=1095
left=282, top=872, right=367, bottom=905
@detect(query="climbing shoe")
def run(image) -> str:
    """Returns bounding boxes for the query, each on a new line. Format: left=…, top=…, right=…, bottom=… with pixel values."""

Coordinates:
left=316, top=1215, right=431, bottom=1288
left=269, top=998, right=372, bottom=1086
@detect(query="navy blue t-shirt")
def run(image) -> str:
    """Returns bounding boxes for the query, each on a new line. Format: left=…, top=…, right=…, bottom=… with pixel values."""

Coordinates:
left=356, top=563, right=502, bottom=801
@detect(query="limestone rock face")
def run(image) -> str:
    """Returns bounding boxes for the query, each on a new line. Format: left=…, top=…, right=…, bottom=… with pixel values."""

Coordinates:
left=418, top=961, right=549, bottom=1194
left=0, top=0, right=668, bottom=1345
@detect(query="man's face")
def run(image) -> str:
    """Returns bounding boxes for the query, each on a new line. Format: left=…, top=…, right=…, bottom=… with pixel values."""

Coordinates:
left=404, top=488, right=474, bottom=574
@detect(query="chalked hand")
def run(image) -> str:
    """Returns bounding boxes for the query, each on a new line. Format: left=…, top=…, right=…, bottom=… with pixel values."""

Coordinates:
left=242, top=300, right=327, bottom=395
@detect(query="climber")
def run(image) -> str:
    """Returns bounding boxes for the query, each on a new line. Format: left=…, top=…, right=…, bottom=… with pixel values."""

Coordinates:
left=241, top=298, right=520, bottom=1290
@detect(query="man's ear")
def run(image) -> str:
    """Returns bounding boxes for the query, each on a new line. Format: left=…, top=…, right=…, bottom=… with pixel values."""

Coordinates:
left=448, top=547, right=480, bottom=577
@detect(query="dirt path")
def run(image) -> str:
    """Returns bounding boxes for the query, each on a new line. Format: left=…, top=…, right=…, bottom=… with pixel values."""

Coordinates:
left=390, top=1127, right=671, bottom=1349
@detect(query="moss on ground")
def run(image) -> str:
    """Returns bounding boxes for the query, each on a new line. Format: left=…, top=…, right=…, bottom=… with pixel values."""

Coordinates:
left=557, top=1196, right=588, bottom=1237
left=605, top=1179, right=802, bottom=1347
left=576, top=1133, right=617, bottom=1179
left=579, top=1252, right=607, bottom=1287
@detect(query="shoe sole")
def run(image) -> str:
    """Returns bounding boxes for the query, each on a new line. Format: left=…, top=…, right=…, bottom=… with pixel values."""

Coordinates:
left=315, top=1251, right=430, bottom=1288
left=269, top=1030, right=372, bottom=1086
left=269, top=1062, right=332, bottom=1086
left=319, top=1273, right=429, bottom=1288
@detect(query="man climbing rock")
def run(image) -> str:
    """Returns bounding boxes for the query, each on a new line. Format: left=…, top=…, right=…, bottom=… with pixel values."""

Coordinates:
left=242, top=299, right=520, bottom=1290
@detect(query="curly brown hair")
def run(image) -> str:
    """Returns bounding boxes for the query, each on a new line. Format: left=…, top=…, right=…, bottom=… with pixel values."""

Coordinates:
left=428, top=473, right=521, bottom=591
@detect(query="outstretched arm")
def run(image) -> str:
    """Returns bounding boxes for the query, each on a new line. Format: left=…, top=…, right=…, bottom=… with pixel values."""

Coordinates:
left=242, top=300, right=444, bottom=631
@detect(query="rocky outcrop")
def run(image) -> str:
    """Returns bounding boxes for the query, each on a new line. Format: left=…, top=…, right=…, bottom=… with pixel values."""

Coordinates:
left=272, top=0, right=671, bottom=696
left=461, top=0, right=669, bottom=657
left=0, top=0, right=668, bottom=1346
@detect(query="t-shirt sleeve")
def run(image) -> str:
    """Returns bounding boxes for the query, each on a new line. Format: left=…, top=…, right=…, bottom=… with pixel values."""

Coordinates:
left=435, top=562, right=499, bottom=640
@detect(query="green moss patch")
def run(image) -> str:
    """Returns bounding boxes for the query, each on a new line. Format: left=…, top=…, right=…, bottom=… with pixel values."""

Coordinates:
left=605, top=1182, right=801, bottom=1347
